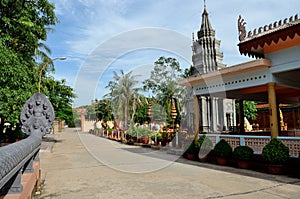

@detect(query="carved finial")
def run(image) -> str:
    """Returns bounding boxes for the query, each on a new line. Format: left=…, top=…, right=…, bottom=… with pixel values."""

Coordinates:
left=20, top=93, right=55, bottom=136
left=204, top=0, right=206, bottom=9
left=192, top=32, right=194, bottom=41
left=238, top=15, right=247, bottom=41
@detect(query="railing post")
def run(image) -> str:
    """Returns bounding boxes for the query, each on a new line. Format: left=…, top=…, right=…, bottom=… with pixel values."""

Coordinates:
left=240, top=136, right=245, bottom=146
left=215, top=135, right=220, bottom=143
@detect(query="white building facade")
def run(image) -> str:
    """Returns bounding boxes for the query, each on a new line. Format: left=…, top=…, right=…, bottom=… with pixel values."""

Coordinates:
left=186, top=5, right=236, bottom=133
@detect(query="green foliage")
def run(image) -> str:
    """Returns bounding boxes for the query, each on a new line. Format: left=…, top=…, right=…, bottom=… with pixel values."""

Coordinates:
left=105, top=70, right=139, bottom=129
left=185, top=140, right=199, bottom=154
left=133, top=96, right=149, bottom=124
left=150, top=132, right=163, bottom=142
left=0, top=0, right=61, bottom=139
left=233, top=146, right=254, bottom=161
left=95, top=99, right=114, bottom=122
left=196, top=135, right=213, bottom=151
left=181, top=67, right=193, bottom=78
left=213, top=139, right=232, bottom=158
left=0, top=41, right=36, bottom=125
left=43, top=78, right=76, bottom=126
left=126, top=126, right=152, bottom=138
left=0, top=0, right=58, bottom=62
left=143, top=57, right=185, bottom=126
left=262, top=138, right=290, bottom=165
left=236, top=100, right=257, bottom=120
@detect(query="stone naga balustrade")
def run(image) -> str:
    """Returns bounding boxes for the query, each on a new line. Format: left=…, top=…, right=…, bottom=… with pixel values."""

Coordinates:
left=0, top=92, right=55, bottom=198
left=0, top=134, right=41, bottom=195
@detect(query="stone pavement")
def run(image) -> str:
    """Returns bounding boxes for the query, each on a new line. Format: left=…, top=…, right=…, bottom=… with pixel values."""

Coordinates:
left=38, top=128, right=300, bottom=199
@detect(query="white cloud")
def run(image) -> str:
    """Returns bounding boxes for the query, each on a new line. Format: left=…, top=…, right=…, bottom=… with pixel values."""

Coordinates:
left=48, top=0, right=300, bottom=106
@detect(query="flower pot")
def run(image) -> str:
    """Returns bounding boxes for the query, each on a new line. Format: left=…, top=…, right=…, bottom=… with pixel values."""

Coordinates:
left=198, top=150, right=210, bottom=162
left=216, top=157, right=228, bottom=165
left=267, top=164, right=285, bottom=174
left=236, top=160, right=251, bottom=169
left=140, top=138, right=149, bottom=144
left=186, top=153, right=196, bottom=160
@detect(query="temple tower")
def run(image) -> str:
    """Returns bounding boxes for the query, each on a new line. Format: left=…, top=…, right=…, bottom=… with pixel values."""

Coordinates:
left=190, top=2, right=236, bottom=132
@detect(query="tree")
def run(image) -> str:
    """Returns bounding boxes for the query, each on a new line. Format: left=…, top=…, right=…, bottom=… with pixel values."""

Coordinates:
left=0, top=0, right=58, bottom=63
left=43, top=78, right=76, bottom=126
left=96, top=99, right=114, bottom=122
left=143, top=57, right=185, bottom=128
left=236, top=100, right=257, bottom=120
left=0, top=41, right=36, bottom=133
left=0, top=0, right=58, bottom=139
left=104, top=70, right=139, bottom=129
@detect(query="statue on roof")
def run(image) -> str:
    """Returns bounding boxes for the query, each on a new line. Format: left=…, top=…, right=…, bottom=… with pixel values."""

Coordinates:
left=238, top=15, right=247, bottom=41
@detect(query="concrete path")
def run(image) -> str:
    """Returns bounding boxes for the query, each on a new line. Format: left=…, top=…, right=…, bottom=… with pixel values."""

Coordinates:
left=38, top=128, right=300, bottom=199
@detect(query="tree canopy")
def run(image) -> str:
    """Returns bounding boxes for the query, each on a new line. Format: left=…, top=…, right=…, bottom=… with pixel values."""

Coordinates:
left=0, top=0, right=58, bottom=62
left=0, top=1, right=75, bottom=140
left=143, top=56, right=185, bottom=127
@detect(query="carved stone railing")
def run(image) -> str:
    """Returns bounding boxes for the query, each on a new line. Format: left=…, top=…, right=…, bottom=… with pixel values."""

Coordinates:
left=0, top=92, right=55, bottom=198
left=201, top=134, right=300, bottom=157
left=0, top=134, right=41, bottom=195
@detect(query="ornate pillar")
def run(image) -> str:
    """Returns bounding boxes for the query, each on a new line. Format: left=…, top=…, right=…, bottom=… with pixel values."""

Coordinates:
left=268, top=82, right=279, bottom=138
left=193, top=95, right=200, bottom=141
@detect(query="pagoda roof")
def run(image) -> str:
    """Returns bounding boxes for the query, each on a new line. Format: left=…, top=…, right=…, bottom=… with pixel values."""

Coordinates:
left=238, top=14, right=300, bottom=58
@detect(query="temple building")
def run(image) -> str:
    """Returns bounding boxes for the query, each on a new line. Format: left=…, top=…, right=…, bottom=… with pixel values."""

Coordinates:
left=185, top=3, right=236, bottom=133
left=181, top=7, right=300, bottom=138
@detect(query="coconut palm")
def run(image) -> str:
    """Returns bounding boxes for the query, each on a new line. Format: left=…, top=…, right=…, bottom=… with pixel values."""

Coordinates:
left=105, top=70, right=139, bottom=130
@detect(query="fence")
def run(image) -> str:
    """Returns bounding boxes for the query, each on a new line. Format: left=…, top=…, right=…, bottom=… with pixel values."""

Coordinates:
left=0, top=134, right=41, bottom=198
left=201, top=134, right=300, bottom=157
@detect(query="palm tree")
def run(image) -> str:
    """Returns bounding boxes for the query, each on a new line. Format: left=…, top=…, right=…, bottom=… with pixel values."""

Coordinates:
left=105, top=70, right=139, bottom=130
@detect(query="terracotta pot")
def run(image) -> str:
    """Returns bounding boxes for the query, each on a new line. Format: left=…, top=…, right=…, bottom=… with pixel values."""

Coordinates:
left=186, top=153, right=196, bottom=160
left=236, top=160, right=251, bottom=169
left=140, top=138, right=149, bottom=144
left=267, top=164, right=285, bottom=174
left=216, top=157, right=227, bottom=165
left=198, top=150, right=210, bottom=162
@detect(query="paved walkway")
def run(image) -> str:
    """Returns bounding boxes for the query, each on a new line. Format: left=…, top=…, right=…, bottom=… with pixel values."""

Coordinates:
left=38, top=128, right=300, bottom=199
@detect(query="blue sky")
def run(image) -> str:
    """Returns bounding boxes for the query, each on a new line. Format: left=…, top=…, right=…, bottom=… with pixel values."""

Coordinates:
left=46, top=0, right=300, bottom=107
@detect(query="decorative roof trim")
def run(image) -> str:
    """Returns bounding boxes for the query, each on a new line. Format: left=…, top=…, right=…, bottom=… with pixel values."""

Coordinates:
left=238, top=14, right=300, bottom=58
left=238, top=14, right=299, bottom=42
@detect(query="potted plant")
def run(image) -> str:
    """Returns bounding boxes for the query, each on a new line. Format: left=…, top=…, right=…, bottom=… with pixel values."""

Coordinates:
left=138, top=127, right=151, bottom=144
left=184, top=141, right=199, bottom=160
left=262, top=138, right=289, bottom=174
left=233, top=146, right=254, bottom=169
left=196, top=135, right=213, bottom=161
left=150, top=132, right=162, bottom=145
left=213, top=139, right=232, bottom=165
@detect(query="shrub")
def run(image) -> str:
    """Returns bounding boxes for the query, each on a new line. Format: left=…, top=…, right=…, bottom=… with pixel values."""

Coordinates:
left=233, top=146, right=254, bottom=161
left=150, top=132, right=162, bottom=142
left=185, top=141, right=199, bottom=155
left=213, top=139, right=232, bottom=158
left=262, top=138, right=289, bottom=165
left=196, top=135, right=213, bottom=151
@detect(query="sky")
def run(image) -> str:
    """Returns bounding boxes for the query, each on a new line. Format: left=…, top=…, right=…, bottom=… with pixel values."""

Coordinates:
left=46, top=0, right=300, bottom=107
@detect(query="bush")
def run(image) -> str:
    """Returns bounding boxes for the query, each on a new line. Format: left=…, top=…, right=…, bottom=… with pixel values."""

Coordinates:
left=233, top=146, right=254, bottom=161
left=196, top=135, right=213, bottom=151
left=213, top=139, right=232, bottom=158
left=185, top=141, right=199, bottom=155
left=262, top=138, right=289, bottom=165
left=150, top=132, right=162, bottom=142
